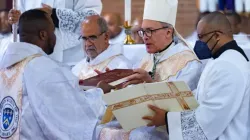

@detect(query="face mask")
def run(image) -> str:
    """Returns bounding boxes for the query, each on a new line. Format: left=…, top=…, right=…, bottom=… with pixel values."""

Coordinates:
left=194, top=40, right=212, bottom=60
left=194, top=33, right=218, bottom=60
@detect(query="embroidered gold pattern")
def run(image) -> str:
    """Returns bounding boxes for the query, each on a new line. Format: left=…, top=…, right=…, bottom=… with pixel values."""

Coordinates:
left=110, top=82, right=192, bottom=111
left=0, top=54, right=41, bottom=140
left=100, top=127, right=131, bottom=140
left=0, top=54, right=42, bottom=88
left=1, top=62, right=23, bottom=88
left=79, top=55, right=118, bottom=80
left=167, top=82, right=190, bottom=110
left=140, top=50, right=200, bottom=81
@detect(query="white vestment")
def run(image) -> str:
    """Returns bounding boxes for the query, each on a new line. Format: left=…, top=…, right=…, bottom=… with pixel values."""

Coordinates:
left=95, top=42, right=203, bottom=140
left=139, top=42, right=202, bottom=91
left=72, top=43, right=132, bottom=79
left=168, top=48, right=250, bottom=140
left=109, top=29, right=126, bottom=45
left=233, top=32, right=250, bottom=46
left=17, top=0, right=102, bottom=66
left=0, top=42, right=106, bottom=140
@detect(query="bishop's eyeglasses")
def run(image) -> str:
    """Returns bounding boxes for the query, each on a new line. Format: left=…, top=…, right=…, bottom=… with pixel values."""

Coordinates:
left=78, top=32, right=105, bottom=42
left=137, top=26, right=169, bottom=38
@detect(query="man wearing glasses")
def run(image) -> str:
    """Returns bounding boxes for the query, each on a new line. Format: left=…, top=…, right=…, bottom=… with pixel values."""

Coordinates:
left=72, top=15, right=132, bottom=80
left=148, top=11, right=250, bottom=140
left=8, top=0, right=102, bottom=67
left=97, top=0, right=203, bottom=139
left=125, top=0, right=202, bottom=92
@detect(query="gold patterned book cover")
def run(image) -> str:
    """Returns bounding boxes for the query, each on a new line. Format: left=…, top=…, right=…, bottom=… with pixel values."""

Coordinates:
left=102, top=81, right=199, bottom=131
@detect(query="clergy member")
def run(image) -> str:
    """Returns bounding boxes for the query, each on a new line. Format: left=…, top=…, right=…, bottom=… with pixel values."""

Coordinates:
left=0, top=9, right=12, bottom=61
left=0, top=9, right=111, bottom=139
left=97, top=0, right=203, bottom=139
left=8, top=0, right=102, bottom=67
left=72, top=15, right=132, bottom=79
left=103, top=13, right=126, bottom=45
left=144, top=12, right=250, bottom=140
left=125, top=0, right=202, bottom=91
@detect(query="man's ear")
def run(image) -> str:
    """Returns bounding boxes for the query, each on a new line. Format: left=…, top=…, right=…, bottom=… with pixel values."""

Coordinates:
left=165, top=28, right=173, bottom=38
left=39, top=30, right=47, bottom=41
left=215, top=31, right=221, bottom=41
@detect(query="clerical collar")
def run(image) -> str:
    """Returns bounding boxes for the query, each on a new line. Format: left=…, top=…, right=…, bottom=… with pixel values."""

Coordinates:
left=212, top=40, right=249, bottom=61
left=155, top=41, right=174, bottom=54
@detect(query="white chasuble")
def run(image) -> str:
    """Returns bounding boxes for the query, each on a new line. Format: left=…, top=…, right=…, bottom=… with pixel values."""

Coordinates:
left=72, top=44, right=132, bottom=80
left=139, top=42, right=202, bottom=91
left=0, top=54, right=40, bottom=139
left=0, top=42, right=106, bottom=139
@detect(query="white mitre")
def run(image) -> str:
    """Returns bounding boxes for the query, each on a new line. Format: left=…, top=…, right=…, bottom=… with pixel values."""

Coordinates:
left=143, top=0, right=191, bottom=49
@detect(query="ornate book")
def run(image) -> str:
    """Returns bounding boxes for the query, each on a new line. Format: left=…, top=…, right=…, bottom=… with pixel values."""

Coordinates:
left=102, top=81, right=199, bottom=131
left=79, top=69, right=135, bottom=89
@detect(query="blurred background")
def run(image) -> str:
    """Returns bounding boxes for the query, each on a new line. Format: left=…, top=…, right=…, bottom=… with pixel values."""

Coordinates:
left=1, top=0, right=250, bottom=38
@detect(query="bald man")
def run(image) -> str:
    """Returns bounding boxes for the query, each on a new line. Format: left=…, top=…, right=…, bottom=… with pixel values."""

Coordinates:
left=131, top=18, right=144, bottom=44
left=148, top=11, right=250, bottom=140
left=103, top=13, right=126, bottom=45
left=72, top=15, right=131, bottom=80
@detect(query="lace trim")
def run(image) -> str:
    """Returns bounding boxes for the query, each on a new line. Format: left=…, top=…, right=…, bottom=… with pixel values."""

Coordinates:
left=181, top=111, right=208, bottom=140
left=56, top=9, right=98, bottom=33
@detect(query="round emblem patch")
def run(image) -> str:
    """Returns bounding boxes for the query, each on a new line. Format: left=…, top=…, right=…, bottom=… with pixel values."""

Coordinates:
left=0, top=96, right=19, bottom=138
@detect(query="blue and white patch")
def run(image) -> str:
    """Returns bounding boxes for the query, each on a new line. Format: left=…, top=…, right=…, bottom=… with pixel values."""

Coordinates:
left=0, top=96, right=19, bottom=138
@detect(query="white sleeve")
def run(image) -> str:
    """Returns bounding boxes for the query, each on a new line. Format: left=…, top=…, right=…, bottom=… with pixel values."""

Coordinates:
left=56, top=0, right=102, bottom=34
left=71, top=60, right=85, bottom=77
left=23, top=57, right=105, bottom=140
left=168, top=60, right=202, bottom=91
left=168, top=61, right=246, bottom=140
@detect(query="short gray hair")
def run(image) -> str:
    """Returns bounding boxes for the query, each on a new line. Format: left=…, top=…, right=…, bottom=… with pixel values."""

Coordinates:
left=160, top=22, right=174, bottom=29
left=159, top=21, right=175, bottom=38
left=97, top=17, right=108, bottom=33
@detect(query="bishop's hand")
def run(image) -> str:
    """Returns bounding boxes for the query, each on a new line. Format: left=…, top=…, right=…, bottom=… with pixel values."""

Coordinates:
left=94, top=68, right=110, bottom=75
left=142, top=105, right=167, bottom=127
left=123, top=69, right=153, bottom=88
left=97, top=81, right=115, bottom=94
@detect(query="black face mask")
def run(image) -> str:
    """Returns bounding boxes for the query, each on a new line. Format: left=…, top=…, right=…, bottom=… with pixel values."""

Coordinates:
left=194, top=33, right=219, bottom=60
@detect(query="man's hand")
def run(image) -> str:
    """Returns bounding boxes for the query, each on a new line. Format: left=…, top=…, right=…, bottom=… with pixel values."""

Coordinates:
left=97, top=81, right=115, bottom=94
left=142, top=105, right=167, bottom=127
left=8, top=9, right=21, bottom=25
left=123, top=69, right=153, bottom=88
left=94, top=68, right=110, bottom=75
